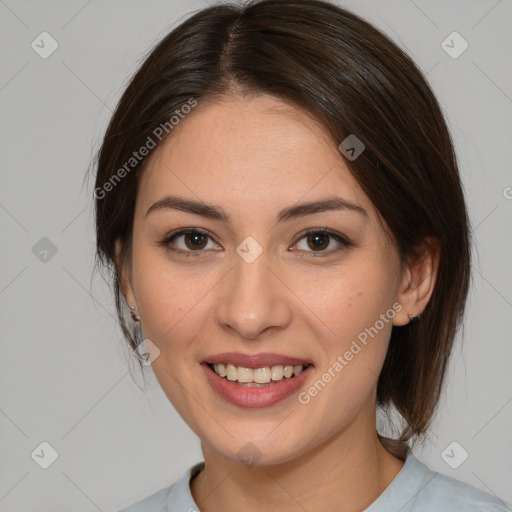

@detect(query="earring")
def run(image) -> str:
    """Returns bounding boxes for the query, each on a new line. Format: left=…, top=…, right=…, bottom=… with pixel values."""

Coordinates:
left=129, top=305, right=140, bottom=322
left=131, top=318, right=150, bottom=366
left=408, top=312, right=419, bottom=323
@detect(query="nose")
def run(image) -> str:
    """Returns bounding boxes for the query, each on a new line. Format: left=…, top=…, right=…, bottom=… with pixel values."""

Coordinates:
left=214, top=248, right=292, bottom=340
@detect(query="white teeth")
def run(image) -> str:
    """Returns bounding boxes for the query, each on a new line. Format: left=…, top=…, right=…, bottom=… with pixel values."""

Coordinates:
left=237, top=366, right=253, bottom=383
left=293, top=365, right=304, bottom=376
left=271, top=365, right=284, bottom=381
left=212, top=363, right=308, bottom=383
left=217, top=363, right=227, bottom=377
left=226, top=364, right=237, bottom=381
left=283, top=365, right=294, bottom=378
left=253, top=367, right=271, bottom=383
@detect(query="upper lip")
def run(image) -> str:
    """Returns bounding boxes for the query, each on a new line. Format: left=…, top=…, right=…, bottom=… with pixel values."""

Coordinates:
left=203, top=352, right=314, bottom=369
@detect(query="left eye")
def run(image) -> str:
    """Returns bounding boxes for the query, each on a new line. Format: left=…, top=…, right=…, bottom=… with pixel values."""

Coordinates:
left=160, top=228, right=351, bottom=256
left=293, top=229, right=350, bottom=254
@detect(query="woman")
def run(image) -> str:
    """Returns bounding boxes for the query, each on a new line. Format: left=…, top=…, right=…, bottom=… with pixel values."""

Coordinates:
left=92, top=0, right=511, bottom=510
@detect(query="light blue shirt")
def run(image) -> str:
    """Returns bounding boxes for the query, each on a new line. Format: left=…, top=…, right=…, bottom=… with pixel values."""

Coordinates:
left=117, top=451, right=512, bottom=511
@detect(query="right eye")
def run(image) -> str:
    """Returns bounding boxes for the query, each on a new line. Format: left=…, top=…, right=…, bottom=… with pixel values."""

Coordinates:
left=159, top=228, right=221, bottom=256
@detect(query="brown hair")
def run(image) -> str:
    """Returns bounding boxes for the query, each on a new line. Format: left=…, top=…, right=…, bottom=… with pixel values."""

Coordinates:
left=92, top=0, right=471, bottom=458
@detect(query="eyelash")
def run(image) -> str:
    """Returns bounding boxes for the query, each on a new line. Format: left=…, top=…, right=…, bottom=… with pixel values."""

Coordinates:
left=158, top=228, right=352, bottom=258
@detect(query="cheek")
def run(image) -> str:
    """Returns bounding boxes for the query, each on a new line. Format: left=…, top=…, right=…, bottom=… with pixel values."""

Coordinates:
left=136, top=282, right=212, bottom=354
left=130, top=247, right=211, bottom=348
left=130, top=251, right=219, bottom=426
left=301, top=256, right=397, bottom=342
left=297, top=257, right=397, bottom=398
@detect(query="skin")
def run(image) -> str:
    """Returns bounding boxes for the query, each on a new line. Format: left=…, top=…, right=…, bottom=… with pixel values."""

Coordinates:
left=116, top=94, right=439, bottom=512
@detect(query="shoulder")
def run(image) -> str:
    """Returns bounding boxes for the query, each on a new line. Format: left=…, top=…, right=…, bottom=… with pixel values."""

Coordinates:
left=115, top=461, right=204, bottom=512
left=116, top=486, right=173, bottom=512
left=404, top=455, right=512, bottom=512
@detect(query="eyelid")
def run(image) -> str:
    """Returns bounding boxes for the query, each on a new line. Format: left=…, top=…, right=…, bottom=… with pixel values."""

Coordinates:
left=159, top=227, right=352, bottom=256
left=159, top=227, right=220, bottom=255
left=291, top=228, right=352, bottom=256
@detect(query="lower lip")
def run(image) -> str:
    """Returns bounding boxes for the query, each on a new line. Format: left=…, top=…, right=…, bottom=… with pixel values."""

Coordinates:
left=201, top=363, right=314, bottom=408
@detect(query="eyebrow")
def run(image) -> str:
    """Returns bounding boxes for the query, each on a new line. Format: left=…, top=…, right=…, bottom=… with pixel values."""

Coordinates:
left=144, top=195, right=368, bottom=223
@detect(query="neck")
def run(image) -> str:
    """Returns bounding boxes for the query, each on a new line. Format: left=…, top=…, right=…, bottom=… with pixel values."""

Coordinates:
left=190, top=404, right=405, bottom=512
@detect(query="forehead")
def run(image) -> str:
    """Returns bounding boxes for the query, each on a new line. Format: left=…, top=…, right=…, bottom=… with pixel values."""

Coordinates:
left=137, top=94, right=377, bottom=224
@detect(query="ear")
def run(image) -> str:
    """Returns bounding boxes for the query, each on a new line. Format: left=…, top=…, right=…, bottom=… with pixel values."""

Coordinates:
left=392, top=237, right=440, bottom=326
left=114, top=238, right=137, bottom=308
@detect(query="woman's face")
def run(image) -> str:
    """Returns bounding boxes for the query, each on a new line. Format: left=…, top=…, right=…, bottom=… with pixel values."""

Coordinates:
left=120, top=94, right=410, bottom=465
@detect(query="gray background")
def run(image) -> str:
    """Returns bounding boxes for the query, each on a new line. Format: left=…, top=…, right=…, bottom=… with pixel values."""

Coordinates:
left=1, top=0, right=511, bottom=510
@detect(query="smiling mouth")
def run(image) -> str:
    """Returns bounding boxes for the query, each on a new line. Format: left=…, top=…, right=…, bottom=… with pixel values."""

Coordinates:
left=205, top=362, right=312, bottom=387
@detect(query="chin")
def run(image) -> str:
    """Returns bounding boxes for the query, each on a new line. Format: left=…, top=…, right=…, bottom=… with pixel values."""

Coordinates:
left=202, top=428, right=314, bottom=468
